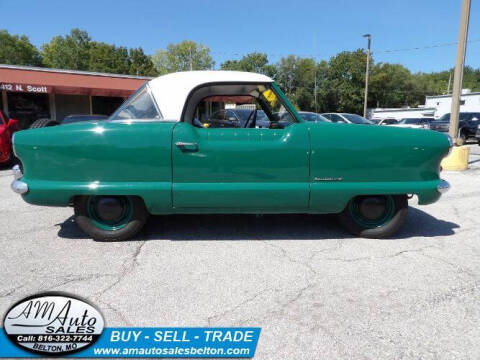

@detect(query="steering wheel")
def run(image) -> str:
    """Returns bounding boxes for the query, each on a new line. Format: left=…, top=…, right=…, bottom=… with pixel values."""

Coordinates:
left=245, top=109, right=257, bottom=128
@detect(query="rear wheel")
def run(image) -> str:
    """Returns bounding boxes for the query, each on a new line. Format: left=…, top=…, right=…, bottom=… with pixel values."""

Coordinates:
left=30, top=118, right=60, bottom=128
left=337, top=195, right=408, bottom=238
left=74, top=195, right=148, bottom=241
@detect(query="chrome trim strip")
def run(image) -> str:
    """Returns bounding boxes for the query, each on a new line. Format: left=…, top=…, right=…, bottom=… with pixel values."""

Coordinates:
left=437, top=179, right=450, bottom=194
left=313, top=177, right=343, bottom=182
left=11, top=180, right=28, bottom=194
left=12, top=164, right=22, bottom=180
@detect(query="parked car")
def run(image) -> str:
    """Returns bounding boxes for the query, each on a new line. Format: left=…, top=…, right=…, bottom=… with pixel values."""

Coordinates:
left=11, top=71, right=452, bottom=241
left=430, top=112, right=480, bottom=143
left=298, top=112, right=330, bottom=123
left=391, top=118, right=434, bottom=129
left=321, top=113, right=374, bottom=125
left=0, top=110, right=19, bottom=165
left=377, top=118, right=399, bottom=126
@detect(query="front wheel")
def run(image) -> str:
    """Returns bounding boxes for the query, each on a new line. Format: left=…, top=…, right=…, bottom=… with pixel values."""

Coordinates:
left=74, top=196, right=148, bottom=241
left=337, top=195, right=408, bottom=238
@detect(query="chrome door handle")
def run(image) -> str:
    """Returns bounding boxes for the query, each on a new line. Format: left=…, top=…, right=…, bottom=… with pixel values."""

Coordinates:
left=175, top=141, right=199, bottom=151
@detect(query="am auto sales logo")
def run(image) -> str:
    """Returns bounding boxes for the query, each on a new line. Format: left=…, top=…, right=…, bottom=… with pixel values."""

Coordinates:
left=3, top=292, right=104, bottom=355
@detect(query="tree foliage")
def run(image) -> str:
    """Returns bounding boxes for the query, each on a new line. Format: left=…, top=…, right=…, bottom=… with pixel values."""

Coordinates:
left=3, top=28, right=480, bottom=113
left=221, top=52, right=276, bottom=77
left=42, top=29, right=92, bottom=70
left=0, top=30, right=42, bottom=66
left=40, top=29, right=157, bottom=76
left=152, top=40, right=214, bottom=75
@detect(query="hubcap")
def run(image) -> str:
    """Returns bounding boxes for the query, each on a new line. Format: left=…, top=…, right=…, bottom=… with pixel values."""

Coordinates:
left=349, top=195, right=395, bottom=228
left=95, top=197, right=125, bottom=222
left=87, top=196, right=133, bottom=231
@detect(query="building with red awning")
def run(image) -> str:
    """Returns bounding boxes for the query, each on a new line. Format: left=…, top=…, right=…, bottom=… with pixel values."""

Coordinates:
left=0, top=64, right=151, bottom=129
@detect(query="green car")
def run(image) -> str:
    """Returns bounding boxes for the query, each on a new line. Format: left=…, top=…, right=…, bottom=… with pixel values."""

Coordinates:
left=11, top=71, right=452, bottom=241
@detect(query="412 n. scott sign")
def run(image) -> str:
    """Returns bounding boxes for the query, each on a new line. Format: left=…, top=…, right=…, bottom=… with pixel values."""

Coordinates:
left=0, top=83, right=50, bottom=93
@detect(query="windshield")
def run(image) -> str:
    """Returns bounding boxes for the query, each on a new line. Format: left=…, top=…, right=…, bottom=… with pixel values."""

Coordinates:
left=342, top=113, right=373, bottom=124
left=110, top=85, right=162, bottom=120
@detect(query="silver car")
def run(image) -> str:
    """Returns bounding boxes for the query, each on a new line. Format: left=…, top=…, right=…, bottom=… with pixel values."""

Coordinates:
left=321, top=113, right=373, bottom=125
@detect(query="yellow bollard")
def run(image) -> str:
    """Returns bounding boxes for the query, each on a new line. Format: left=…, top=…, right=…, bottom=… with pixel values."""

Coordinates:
left=441, top=145, right=470, bottom=171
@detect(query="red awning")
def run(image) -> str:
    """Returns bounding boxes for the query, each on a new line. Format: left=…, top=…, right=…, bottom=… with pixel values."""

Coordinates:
left=0, top=66, right=148, bottom=97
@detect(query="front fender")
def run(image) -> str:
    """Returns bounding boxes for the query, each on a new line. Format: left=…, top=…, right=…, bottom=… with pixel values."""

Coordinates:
left=13, top=121, right=176, bottom=213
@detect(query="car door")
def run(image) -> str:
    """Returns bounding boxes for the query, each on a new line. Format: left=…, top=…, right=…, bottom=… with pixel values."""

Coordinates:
left=171, top=121, right=310, bottom=210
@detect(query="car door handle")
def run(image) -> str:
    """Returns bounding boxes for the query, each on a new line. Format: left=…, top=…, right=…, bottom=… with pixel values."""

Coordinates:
left=175, top=141, right=199, bottom=152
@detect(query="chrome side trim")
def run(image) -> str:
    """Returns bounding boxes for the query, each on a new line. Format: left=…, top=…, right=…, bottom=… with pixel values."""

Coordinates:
left=12, top=164, right=22, bottom=180
left=437, top=179, right=450, bottom=194
left=11, top=180, right=28, bottom=194
left=313, top=177, right=343, bottom=182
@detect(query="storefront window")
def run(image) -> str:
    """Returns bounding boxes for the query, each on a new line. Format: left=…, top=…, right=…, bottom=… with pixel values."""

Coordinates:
left=7, top=92, right=50, bottom=129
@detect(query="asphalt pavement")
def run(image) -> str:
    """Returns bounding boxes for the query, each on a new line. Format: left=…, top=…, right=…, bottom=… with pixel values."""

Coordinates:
left=1, top=144, right=480, bottom=359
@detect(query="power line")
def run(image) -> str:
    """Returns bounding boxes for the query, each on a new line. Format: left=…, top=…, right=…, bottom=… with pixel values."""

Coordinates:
left=209, top=37, right=480, bottom=60
left=374, top=38, right=480, bottom=54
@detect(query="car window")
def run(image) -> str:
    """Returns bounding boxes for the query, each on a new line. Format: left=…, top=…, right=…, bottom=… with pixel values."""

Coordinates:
left=110, top=85, right=161, bottom=120
left=470, top=114, right=480, bottom=121
left=193, top=84, right=297, bottom=130
left=342, top=114, right=373, bottom=124
left=330, top=114, right=347, bottom=123
left=299, top=113, right=316, bottom=122
left=437, top=113, right=474, bottom=122
left=400, top=118, right=421, bottom=124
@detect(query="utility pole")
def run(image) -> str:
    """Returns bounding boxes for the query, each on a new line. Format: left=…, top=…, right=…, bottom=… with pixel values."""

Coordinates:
left=363, top=34, right=371, bottom=118
left=446, top=71, right=452, bottom=94
left=449, top=0, right=471, bottom=143
left=189, top=48, right=193, bottom=71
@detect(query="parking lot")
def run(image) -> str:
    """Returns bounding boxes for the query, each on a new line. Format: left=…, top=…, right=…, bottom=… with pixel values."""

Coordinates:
left=0, top=144, right=479, bottom=359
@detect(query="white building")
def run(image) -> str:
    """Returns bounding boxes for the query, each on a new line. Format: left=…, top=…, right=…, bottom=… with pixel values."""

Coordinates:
left=425, top=89, right=480, bottom=118
left=369, top=106, right=435, bottom=121
left=369, top=89, right=480, bottom=120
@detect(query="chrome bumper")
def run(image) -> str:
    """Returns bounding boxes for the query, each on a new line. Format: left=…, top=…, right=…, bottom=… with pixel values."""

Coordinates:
left=437, top=179, right=450, bottom=194
left=11, top=165, right=28, bottom=194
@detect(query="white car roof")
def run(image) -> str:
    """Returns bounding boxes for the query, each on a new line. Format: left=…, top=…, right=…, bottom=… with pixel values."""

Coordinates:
left=148, top=70, right=273, bottom=120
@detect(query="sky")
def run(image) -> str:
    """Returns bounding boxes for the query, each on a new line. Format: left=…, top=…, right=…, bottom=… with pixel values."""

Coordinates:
left=1, top=0, right=479, bottom=73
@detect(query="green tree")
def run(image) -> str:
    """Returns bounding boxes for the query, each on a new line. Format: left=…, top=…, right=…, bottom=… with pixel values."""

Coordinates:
left=88, top=42, right=130, bottom=74
left=42, top=28, right=91, bottom=70
left=0, top=30, right=42, bottom=66
left=129, top=47, right=158, bottom=76
left=221, top=52, right=276, bottom=77
left=369, top=63, right=419, bottom=108
left=320, top=49, right=368, bottom=114
left=152, top=40, right=214, bottom=75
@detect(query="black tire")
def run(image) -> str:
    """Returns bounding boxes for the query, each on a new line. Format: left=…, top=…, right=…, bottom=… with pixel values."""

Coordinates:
left=74, top=195, right=148, bottom=241
left=337, top=195, right=408, bottom=239
left=30, top=118, right=60, bottom=129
